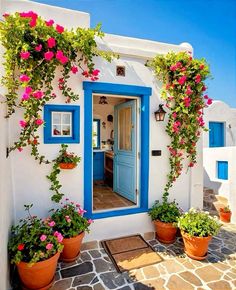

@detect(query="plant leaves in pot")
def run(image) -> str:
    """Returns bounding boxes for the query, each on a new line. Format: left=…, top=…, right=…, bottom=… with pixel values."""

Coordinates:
left=219, top=206, right=232, bottom=223
left=178, top=208, right=221, bottom=260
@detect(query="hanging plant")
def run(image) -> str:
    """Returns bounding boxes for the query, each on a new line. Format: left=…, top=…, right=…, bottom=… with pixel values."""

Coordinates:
left=0, top=11, right=115, bottom=163
left=148, top=51, right=211, bottom=196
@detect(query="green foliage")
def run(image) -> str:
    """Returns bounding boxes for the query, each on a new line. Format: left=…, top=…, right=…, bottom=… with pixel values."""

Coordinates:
left=147, top=51, right=211, bottom=196
left=46, top=144, right=81, bottom=202
left=8, top=204, right=64, bottom=265
left=50, top=199, right=92, bottom=238
left=220, top=206, right=231, bottom=213
left=148, top=198, right=181, bottom=223
left=178, top=208, right=221, bottom=237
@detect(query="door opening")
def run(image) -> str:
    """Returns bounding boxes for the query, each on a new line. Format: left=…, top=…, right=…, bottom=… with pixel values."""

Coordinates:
left=92, top=94, right=140, bottom=212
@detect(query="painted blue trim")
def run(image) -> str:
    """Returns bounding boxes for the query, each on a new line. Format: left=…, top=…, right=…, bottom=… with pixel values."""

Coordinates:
left=217, top=161, right=228, bottom=180
left=209, top=121, right=225, bottom=148
left=44, top=105, right=80, bottom=144
left=93, top=119, right=101, bottom=149
left=83, top=81, right=151, bottom=219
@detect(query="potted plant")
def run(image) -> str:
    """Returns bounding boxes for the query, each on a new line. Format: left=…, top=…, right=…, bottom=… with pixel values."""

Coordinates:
left=56, top=144, right=81, bottom=169
left=219, top=206, right=232, bottom=223
left=8, top=205, right=64, bottom=290
left=50, top=199, right=93, bottom=262
left=178, top=208, right=221, bottom=260
left=148, top=195, right=181, bottom=244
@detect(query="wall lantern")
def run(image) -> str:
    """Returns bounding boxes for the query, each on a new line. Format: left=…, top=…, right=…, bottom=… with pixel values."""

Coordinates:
left=154, top=104, right=166, bottom=122
left=99, top=96, right=108, bottom=105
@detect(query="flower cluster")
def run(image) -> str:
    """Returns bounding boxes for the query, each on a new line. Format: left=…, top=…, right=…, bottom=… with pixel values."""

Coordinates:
left=148, top=51, right=211, bottom=195
left=8, top=205, right=64, bottom=265
left=50, top=199, right=93, bottom=238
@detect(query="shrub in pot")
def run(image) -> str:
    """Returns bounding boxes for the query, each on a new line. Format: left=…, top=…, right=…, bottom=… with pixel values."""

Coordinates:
left=55, top=144, right=81, bottom=169
left=219, top=206, right=232, bottom=223
left=148, top=197, right=181, bottom=244
left=50, top=199, right=93, bottom=262
left=178, top=208, right=221, bottom=260
left=8, top=205, right=64, bottom=290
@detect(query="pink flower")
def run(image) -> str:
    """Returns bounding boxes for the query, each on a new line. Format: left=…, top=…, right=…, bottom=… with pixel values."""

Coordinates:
left=82, top=71, right=89, bottom=78
left=21, top=93, right=30, bottom=101
left=183, top=97, right=191, bottom=107
left=90, top=76, right=99, bottom=81
left=76, top=203, right=80, bottom=207
left=59, top=56, right=68, bottom=65
left=56, top=24, right=64, bottom=33
left=46, top=243, right=53, bottom=250
left=170, top=65, right=177, bottom=71
left=78, top=208, right=87, bottom=216
left=35, top=119, right=44, bottom=126
left=197, top=116, right=205, bottom=127
left=172, top=121, right=181, bottom=133
left=178, top=75, right=187, bottom=85
left=20, top=51, right=30, bottom=60
left=54, top=231, right=59, bottom=237
left=45, top=19, right=54, bottom=26
left=35, top=44, right=42, bottom=52
left=176, top=62, right=182, bottom=68
left=172, top=112, right=177, bottom=119
left=25, top=86, right=33, bottom=94
left=207, top=98, right=213, bottom=105
left=71, top=66, right=78, bottom=74
left=20, top=74, right=30, bottom=82
left=92, top=69, right=100, bottom=76
left=202, top=85, right=207, bottom=91
left=57, top=233, right=63, bottom=243
left=195, top=74, right=201, bottom=84
left=19, top=120, right=27, bottom=128
left=199, top=64, right=204, bottom=70
left=65, top=215, right=71, bottom=223
left=3, top=13, right=10, bottom=18
left=48, top=221, right=55, bottom=227
left=56, top=50, right=64, bottom=59
left=29, top=18, right=37, bottom=27
left=44, top=51, right=54, bottom=61
left=88, top=219, right=93, bottom=224
left=47, top=37, right=56, bottom=48
left=40, top=234, right=47, bottom=242
left=186, top=86, right=193, bottom=95
left=33, top=90, right=44, bottom=99
left=188, top=162, right=194, bottom=167
left=180, top=139, right=185, bottom=145
left=17, top=147, right=23, bottom=152
left=168, top=147, right=177, bottom=156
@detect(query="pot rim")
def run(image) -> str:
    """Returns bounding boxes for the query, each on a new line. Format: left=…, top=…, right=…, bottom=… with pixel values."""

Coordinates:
left=181, top=230, right=212, bottom=240
left=17, top=251, right=60, bottom=268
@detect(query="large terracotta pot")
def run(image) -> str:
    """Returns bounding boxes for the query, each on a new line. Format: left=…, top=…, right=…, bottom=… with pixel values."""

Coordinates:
left=59, top=163, right=76, bottom=169
left=219, top=210, right=231, bottom=223
left=17, top=252, right=60, bottom=290
left=153, top=220, right=177, bottom=244
left=181, top=231, right=212, bottom=260
left=60, top=232, right=85, bottom=262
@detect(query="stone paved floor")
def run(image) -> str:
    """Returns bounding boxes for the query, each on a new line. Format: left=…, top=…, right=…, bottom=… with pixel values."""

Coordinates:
left=51, top=223, right=236, bottom=290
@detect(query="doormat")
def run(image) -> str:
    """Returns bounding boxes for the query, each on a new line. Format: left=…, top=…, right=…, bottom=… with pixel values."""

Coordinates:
left=102, top=234, right=163, bottom=272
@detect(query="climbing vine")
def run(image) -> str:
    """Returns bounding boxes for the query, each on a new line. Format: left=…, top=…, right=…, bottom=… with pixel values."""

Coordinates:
left=0, top=11, right=115, bottom=163
left=148, top=51, right=211, bottom=195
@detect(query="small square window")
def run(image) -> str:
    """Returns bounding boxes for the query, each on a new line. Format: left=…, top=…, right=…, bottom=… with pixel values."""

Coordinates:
left=217, top=161, right=228, bottom=180
left=44, top=105, right=80, bottom=144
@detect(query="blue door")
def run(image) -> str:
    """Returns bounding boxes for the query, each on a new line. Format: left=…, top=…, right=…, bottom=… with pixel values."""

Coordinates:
left=114, top=100, right=137, bottom=203
left=209, top=122, right=225, bottom=147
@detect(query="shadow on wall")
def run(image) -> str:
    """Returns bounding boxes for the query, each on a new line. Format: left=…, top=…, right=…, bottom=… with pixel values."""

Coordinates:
left=204, top=168, right=221, bottom=194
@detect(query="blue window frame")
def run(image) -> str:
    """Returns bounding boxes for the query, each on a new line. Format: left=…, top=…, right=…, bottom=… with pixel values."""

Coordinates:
left=209, top=122, right=225, bottom=147
left=83, top=81, right=151, bottom=220
left=44, top=105, right=80, bottom=144
left=217, top=161, right=228, bottom=180
left=93, top=119, right=100, bottom=149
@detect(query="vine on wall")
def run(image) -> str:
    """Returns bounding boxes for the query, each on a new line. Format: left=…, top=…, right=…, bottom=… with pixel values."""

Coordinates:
left=148, top=51, right=211, bottom=196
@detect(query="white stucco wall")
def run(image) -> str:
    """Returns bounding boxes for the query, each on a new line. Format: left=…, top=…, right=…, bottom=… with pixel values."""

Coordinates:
left=0, top=0, right=203, bottom=246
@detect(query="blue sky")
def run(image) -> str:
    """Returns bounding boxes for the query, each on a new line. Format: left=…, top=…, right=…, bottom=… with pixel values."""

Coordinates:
left=34, top=0, right=236, bottom=107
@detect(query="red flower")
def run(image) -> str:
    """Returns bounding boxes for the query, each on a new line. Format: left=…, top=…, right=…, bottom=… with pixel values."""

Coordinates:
left=47, top=37, right=56, bottom=48
left=178, top=75, right=187, bottom=85
left=195, top=74, right=201, bottom=84
left=202, top=85, right=207, bottom=91
left=92, top=69, right=100, bottom=76
left=71, top=66, right=78, bottom=74
left=199, top=64, right=204, bottom=70
left=207, top=98, right=213, bottom=105
left=45, top=19, right=54, bottom=26
left=17, top=243, right=25, bottom=251
left=56, top=24, right=64, bottom=33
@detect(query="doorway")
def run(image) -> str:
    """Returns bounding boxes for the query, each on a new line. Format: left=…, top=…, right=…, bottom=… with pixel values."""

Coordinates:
left=92, top=94, right=140, bottom=212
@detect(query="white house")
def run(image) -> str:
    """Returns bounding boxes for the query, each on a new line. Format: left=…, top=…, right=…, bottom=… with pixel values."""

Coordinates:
left=0, top=1, right=204, bottom=289
left=203, top=100, right=236, bottom=222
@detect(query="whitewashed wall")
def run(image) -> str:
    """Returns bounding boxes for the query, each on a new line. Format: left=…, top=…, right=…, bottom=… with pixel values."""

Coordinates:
left=0, top=0, right=203, bottom=245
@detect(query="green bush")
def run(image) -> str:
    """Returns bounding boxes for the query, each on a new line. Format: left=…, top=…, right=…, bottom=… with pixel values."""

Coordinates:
left=148, top=200, right=181, bottom=223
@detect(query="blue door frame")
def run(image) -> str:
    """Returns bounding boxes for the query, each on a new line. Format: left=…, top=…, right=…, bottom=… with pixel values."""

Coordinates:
left=83, top=81, right=151, bottom=219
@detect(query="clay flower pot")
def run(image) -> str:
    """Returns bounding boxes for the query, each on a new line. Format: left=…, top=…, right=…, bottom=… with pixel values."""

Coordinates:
left=219, top=209, right=231, bottom=223
left=60, top=232, right=85, bottom=262
left=181, top=231, right=212, bottom=260
left=17, top=252, right=60, bottom=290
left=153, top=220, right=177, bottom=244
left=59, top=163, right=76, bottom=169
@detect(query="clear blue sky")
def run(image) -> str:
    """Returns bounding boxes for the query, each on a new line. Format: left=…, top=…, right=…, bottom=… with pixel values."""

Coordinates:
left=34, top=0, right=236, bottom=107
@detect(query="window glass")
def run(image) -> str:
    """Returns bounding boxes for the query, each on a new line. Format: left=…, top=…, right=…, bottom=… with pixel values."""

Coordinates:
left=93, top=119, right=100, bottom=148
left=52, top=112, right=72, bottom=137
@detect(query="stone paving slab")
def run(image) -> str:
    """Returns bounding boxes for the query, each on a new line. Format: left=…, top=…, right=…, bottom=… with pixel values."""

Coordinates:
left=50, top=223, right=236, bottom=290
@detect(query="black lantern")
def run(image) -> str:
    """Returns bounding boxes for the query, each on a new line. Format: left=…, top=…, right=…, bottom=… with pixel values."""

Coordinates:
left=154, top=104, right=166, bottom=121
left=99, top=96, right=108, bottom=104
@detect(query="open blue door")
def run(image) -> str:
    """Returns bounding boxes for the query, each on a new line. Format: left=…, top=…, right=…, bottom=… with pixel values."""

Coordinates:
left=114, top=100, right=137, bottom=203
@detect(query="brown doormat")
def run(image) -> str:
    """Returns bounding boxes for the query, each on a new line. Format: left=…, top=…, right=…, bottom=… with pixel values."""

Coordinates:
left=102, top=234, right=163, bottom=272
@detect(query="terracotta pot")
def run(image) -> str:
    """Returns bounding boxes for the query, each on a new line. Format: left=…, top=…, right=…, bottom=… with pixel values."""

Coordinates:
left=219, top=211, right=231, bottom=223
left=17, top=252, right=60, bottom=290
left=153, top=220, right=177, bottom=244
left=60, top=232, right=85, bottom=262
left=59, top=163, right=76, bottom=169
left=181, top=231, right=212, bottom=260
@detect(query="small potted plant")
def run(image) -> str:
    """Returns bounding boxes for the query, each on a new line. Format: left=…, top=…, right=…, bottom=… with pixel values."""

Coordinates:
left=8, top=204, right=64, bottom=290
left=56, top=144, right=81, bottom=169
left=50, top=199, right=93, bottom=262
left=148, top=194, right=181, bottom=244
left=178, top=208, right=221, bottom=260
left=219, top=206, right=232, bottom=223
